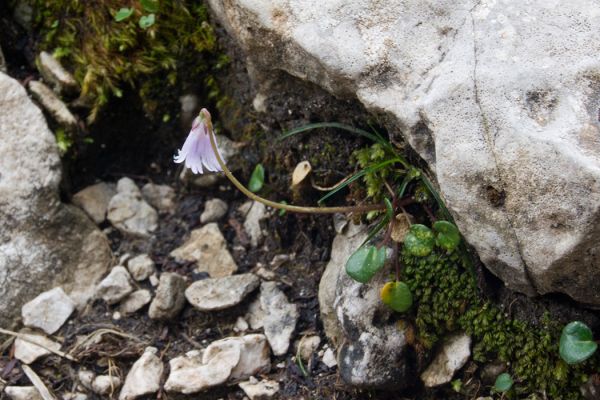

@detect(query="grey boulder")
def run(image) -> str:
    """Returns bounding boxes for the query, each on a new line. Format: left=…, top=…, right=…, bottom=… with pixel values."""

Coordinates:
left=207, top=0, right=600, bottom=306
left=0, top=72, right=111, bottom=327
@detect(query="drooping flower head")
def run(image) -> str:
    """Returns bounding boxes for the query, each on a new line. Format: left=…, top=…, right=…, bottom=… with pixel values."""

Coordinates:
left=174, top=108, right=224, bottom=174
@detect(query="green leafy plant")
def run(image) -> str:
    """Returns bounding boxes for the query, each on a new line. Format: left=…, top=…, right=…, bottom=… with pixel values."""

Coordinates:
left=404, top=224, right=436, bottom=257
left=345, top=245, right=387, bottom=283
left=138, top=13, right=156, bottom=29
left=34, top=0, right=222, bottom=122
left=248, top=163, right=265, bottom=193
left=560, top=321, right=598, bottom=365
left=380, top=281, right=412, bottom=312
left=493, top=372, right=514, bottom=392
left=114, top=7, right=134, bottom=21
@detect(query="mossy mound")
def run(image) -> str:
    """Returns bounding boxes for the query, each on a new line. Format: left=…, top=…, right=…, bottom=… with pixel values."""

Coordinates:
left=403, top=250, right=596, bottom=399
left=33, top=0, right=227, bottom=122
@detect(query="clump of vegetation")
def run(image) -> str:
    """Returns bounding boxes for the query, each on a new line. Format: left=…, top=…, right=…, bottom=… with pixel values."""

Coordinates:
left=403, top=247, right=597, bottom=399
left=33, top=0, right=228, bottom=122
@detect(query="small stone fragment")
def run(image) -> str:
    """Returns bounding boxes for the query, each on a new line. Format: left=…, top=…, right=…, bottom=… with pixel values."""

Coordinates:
left=239, top=378, right=280, bottom=400
left=22, top=287, right=75, bottom=335
left=119, top=290, right=152, bottom=314
left=92, top=375, right=121, bottom=396
left=37, top=51, right=79, bottom=95
left=200, top=198, right=228, bottom=224
left=119, top=347, right=163, bottom=400
left=259, top=282, right=298, bottom=356
left=164, top=334, right=270, bottom=394
left=4, top=386, right=42, bottom=400
left=141, top=183, right=176, bottom=213
left=126, top=254, right=155, bottom=281
left=296, top=335, right=321, bottom=361
left=72, top=182, right=116, bottom=224
left=165, top=343, right=239, bottom=394
left=78, top=369, right=95, bottom=389
left=14, top=329, right=61, bottom=364
left=245, top=298, right=265, bottom=330
left=95, top=266, right=134, bottom=305
left=62, top=393, right=88, bottom=400
left=322, top=348, right=337, bottom=368
left=27, top=80, right=77, bottom=129
left=185, top=273, right=260, bottom=311
left=148, top=272, right=186, bottom=320
left=234, top=317, right=249, bottom=332
left=243, top=201, right=267, bottom=248
left=107, top=178, right=158, bottom=237
left=149, top=274, right=159, bottom=286
left=170, top=223, right=237, bottom=277
left=421, top=333, right=472, bottom=387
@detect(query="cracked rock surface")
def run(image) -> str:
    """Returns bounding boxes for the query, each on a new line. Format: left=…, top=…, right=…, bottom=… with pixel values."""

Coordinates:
left=0, top=72, right=111, bottom=327
left=207, top=0, right=600, bottom=305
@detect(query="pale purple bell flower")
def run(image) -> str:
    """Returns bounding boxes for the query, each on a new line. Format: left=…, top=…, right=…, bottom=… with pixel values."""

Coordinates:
left=174, top=108, right=224, bottom=174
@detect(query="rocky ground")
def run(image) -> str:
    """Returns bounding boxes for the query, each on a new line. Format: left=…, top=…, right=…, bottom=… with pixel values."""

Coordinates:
left=1, top=170, right=363, bottom=400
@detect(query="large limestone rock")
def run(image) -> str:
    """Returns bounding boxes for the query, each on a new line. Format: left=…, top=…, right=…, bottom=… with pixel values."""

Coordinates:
left=208, top=0, right=600, bottom=305
left=0, top=72, right=111, bottom=327
left=318, top=225, right=413, bottom=389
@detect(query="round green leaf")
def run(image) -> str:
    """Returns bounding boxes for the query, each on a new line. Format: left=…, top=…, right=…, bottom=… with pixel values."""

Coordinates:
left=380, top=281, right=413, bottom=312
left=345, top=245, right=387, bottom=283
left=559, top=321, right=598, bottom=364
left=140, top=0, right=159, bottom=13
left=114, top=7, right=134, bottom=22
left=433, top=220, right=461, bottom=251
left=494, top=373, right=513, bottom=392
left=139, top=14, right=156, bottom=29
left=404, top=224, right=435, bottom=257
left=248, top=164, right=265, bottom=193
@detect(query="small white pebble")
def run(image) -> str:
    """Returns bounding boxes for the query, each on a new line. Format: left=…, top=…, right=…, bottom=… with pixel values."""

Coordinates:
left=112, top=311, right=121, bottom=320
left=149, top=274, right=159, bottom=286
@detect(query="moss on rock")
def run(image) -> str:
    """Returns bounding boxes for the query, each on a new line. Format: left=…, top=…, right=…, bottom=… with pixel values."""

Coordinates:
left=403, top=250, right=596, bottom=399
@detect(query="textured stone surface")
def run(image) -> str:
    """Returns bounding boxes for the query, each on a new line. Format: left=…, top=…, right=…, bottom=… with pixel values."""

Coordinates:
left=170, top=223, right=238, bottom=277
left=421, top=333, right=472, bottom=387
left=319, top=222, right=367, bottom=345
left=0, top=73, right=111, bottom=327
left=148, top=272, right=186, bottom=320
left=165, top=334, right=270, bottom=394
left=91, top=375, right=121, bottom=395
left=200, top=198, right=228, bottom=224
left=4, top=386, right=42, bottom=400
left=239, top=378, right=280, bottom=400
left=36, top=51, right=79, bottom=96
left=208, top=0, right=600, bottom=305
left=107, top=178, right=158, bottom=237
left=119, top=347, right=163, bottom=400
left=72, top=182, right=116, bottom=224
left=95, top=267, right=134, bottom=305
left=22, top=287, right=75, bottom=334
left=243, top=201, right=267, bottom=248
left=118, top=289, right=152, bottom=314
left=14, top=330, right=61, bottom=364
left=141, top=183, right=176, bottom=213
left=185, top=273, right=259, bottom=311
left=256, top=282, right=298, bottom=356
left=27, top=80, right=77, bottom=129
left=126, top=254, right=155, bottom=281
left=322, top=224, right=413, bottom=389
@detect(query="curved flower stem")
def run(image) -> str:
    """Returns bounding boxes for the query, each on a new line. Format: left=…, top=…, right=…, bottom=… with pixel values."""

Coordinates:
left=208, top=131, right=386, bottom=214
